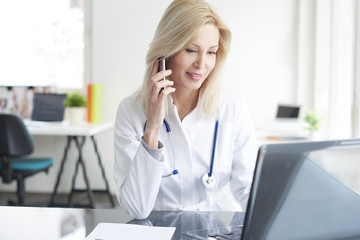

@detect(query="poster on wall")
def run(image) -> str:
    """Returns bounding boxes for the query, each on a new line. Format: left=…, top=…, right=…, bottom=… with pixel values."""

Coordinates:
left=0, top=86, right=53, bottom=119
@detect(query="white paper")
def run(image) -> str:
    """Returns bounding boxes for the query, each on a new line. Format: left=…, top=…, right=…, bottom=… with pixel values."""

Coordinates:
left=85, top=223, right=176, bottom=240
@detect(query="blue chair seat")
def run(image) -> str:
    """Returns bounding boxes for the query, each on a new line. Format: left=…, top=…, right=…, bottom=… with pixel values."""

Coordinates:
left=0, top=113, right=55, bottom=205
left=0, top=158, right=53, bottom=171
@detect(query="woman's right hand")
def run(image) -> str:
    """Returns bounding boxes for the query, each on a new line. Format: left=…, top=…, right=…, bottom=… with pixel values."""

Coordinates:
left=143, top=60, right=175, bottom=148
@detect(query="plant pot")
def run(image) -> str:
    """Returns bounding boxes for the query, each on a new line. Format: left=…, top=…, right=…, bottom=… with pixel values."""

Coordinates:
left=65, top=107, right=86, bottom=125
left=308, top=131, right=321, bottom=141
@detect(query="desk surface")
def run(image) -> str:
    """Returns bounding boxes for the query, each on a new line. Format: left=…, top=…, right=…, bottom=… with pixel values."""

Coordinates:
left=25, top=120, right=113, bottom=136
left=0, top=206, right=244, bottom=240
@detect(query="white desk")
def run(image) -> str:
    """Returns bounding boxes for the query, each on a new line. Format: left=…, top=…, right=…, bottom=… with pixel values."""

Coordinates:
left=255, top=119, right=309, bottom=146
left=25, top=120, right=112, bottom=136
left=25, top=120, right=115, bottom=208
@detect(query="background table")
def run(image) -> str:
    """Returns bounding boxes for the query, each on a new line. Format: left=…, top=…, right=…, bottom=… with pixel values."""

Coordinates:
left=25, top=120, right=115, bottom=208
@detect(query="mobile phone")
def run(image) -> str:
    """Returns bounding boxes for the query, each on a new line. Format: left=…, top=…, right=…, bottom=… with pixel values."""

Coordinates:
left=158, top=57, right=166, bottom=81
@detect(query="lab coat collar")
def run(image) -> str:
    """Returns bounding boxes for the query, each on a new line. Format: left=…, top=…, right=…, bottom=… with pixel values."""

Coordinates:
left=166, top=94, right=200, bottom=124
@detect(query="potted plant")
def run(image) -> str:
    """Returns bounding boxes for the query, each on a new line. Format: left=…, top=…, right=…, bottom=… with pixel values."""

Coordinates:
left=304, top=110, right=323, bottom=140
left=63, top=92, right=87, bottom=125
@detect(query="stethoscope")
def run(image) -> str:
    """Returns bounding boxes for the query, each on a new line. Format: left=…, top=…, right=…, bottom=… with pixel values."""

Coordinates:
left=143, top=119, right=219, bottom=188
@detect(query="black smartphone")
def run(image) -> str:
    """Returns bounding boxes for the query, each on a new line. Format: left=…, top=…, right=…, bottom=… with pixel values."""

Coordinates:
left=158, top=57, right=166, bottom=81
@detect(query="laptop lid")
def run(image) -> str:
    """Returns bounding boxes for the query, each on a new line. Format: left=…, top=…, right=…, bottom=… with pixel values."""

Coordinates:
left=276, top=104, right=300, bottom=119
left=31, top=93, right=66, bottom=121
left=241, top=139, right=360, bottom=240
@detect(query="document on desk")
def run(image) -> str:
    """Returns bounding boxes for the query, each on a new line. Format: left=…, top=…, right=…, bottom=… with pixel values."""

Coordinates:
left=85, top=223, right=176, bottom=240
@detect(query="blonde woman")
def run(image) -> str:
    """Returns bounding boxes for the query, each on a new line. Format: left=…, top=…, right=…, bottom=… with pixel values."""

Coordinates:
left=114, top=0, right=257, bottom=219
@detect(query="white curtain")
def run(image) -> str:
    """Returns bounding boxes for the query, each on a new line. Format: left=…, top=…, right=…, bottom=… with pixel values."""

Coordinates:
left=297, top=0, right=357, bottom=139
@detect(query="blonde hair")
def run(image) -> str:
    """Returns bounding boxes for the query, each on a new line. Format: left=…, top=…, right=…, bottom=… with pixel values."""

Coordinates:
left=138, top=0, right=231, bottom=117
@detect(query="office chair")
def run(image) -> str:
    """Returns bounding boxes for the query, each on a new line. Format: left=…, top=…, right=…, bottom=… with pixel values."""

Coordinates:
left=0, top=114, right=54, bottom=205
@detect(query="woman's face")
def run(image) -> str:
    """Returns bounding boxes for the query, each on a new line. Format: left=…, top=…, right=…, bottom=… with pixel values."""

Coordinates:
left=167, top=23, right=219, bottom=93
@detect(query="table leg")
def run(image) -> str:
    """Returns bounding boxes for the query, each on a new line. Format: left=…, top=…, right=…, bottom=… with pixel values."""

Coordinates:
left=49, top=136, right=72, bottom=206
left=68, top=136, right=86, bottom=206
left=91, top=135, right=115, bottom=207
left=73, top=136, right=95, bottom=208
left=49, top=134, right=113, bottom=208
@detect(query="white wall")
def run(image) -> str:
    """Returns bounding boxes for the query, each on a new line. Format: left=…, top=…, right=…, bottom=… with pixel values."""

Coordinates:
left=0, top=0, right=301, bottom=197
left=94, top=0, right=298, bottom=126
left=211, top=0, right=298, bottom=125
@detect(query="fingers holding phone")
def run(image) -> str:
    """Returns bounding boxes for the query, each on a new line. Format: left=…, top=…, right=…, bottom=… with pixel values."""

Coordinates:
left=148, top=58, right=175, bottom=103
left=144, top=58, right=175, bottom=148
left=158, top=57, right=166, bottom=81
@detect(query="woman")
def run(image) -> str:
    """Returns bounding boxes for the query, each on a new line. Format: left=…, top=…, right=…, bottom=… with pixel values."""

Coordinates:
left=114, top=0, right=258, bottom=219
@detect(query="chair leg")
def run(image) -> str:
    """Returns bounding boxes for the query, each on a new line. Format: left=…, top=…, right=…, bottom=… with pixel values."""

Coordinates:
left=16, top=175, right=25, bottom=205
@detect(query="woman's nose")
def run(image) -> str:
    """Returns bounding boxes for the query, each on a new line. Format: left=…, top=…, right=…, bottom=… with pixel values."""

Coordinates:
left=194, top=54, right=206, bottom=69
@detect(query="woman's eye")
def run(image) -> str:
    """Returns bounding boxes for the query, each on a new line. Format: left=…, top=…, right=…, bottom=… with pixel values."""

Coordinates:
left=185, top=49, right=197, bottom=53
left=208, top=51, right=217, bottom=55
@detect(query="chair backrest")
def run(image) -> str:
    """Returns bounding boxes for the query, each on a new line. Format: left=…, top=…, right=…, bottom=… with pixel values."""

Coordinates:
left=0, top=114, right=34, bottom=157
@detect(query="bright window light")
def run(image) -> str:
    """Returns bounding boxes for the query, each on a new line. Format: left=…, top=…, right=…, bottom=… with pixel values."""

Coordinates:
left=0, top=0, right=84, bottom=88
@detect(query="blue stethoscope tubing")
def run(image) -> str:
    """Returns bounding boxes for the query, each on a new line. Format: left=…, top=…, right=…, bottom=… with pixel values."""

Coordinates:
left=201, top=119, right=218, bottom=188
left=144, top=120, right=178, bottom=177
left=209, top=120, right=219, bottom=178
left=143, top=118, right=219, bottom=188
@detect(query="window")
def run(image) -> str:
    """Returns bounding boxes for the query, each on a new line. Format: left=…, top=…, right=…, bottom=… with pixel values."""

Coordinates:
left=297, top=0, right=357, bottom=140
left=0, top=0, right=85, bottom=88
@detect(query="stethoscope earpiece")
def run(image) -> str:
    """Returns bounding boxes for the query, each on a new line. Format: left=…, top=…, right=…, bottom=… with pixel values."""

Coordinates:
left=163, top=169, right=179, bottom=178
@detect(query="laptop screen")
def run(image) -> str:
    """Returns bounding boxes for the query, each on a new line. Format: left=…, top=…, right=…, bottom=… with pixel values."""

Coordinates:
left=242, top=139, right=360, bottom=240
left=31, top=93, right=66, bottom=121
left=276, top=104, right=300, bottom=119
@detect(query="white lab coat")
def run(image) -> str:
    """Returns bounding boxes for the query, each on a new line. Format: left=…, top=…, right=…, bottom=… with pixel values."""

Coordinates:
left=114, top=90, right=258, bottom=219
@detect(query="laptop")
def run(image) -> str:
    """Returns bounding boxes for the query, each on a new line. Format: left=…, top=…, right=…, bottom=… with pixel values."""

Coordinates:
left=276, top=104, right=300, bottom=119
left=184, top=139, right=360, bottom=239
left=31, top=93, right=66, bottom=121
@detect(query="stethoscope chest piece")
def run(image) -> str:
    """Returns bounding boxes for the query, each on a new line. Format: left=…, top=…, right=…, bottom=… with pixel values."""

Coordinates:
left=202, top=173, right=216, bottom=189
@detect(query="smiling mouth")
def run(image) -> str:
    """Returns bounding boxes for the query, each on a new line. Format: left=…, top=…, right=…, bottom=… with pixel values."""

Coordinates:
left=187, top=72, right=202, bottom=80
